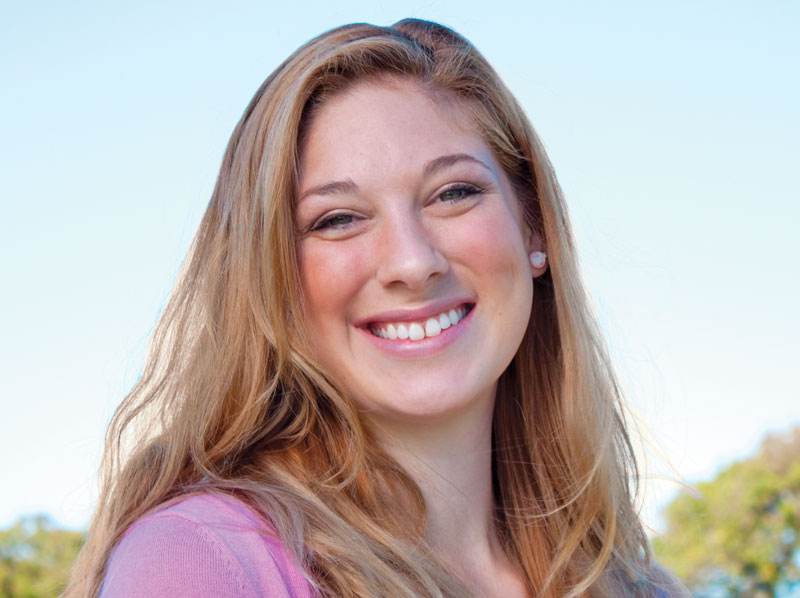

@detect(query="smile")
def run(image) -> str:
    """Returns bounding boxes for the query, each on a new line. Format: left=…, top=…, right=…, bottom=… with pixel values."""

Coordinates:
left=369, top=304, right=473, bottom=341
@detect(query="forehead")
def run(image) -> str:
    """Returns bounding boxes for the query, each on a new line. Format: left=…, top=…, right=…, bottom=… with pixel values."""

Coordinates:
left=298, top=78, right=493, bottom=184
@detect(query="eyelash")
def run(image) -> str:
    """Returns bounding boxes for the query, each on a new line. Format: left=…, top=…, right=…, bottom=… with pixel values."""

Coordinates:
left=307, top=183, right=483, bottom=233
left=309, top=212, right=358, bottom=232
left=435, top=182, right=482, bottom=203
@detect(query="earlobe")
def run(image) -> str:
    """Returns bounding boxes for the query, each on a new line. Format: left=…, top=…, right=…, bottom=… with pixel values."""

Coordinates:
left=529, top=251, right=546, bottom=268
left=525, top=227, right=547, bottom=275
left=529, top=251, right=547, bottom=275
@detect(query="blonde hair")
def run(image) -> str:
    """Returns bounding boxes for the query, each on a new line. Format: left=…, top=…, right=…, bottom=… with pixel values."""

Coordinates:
left=66, top=19, right=666, bottom=597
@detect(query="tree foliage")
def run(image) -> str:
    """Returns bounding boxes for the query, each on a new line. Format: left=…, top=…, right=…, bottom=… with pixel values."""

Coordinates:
left=0, top=515, right=84, bottom=598
left=654, top=427, right=800, bottom=598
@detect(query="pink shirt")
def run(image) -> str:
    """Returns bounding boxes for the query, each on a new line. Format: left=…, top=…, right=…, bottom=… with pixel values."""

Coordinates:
left=101, top=493, right=314, bottom=597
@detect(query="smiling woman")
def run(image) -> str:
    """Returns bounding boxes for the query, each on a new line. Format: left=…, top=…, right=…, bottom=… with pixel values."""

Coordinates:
left=65, top=19, right=688, bottom=598
left=297, top=81, right=537, bottom=425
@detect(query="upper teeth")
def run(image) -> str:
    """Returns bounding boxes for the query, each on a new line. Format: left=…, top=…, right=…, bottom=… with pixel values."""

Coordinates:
left=370, top=307, right=468, bottom=341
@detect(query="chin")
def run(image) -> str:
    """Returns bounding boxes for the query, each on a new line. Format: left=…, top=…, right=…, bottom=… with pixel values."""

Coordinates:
left=355, top=377, right=499, bottom=427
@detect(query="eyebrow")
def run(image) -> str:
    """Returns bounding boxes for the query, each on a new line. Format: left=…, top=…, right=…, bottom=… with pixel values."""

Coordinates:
left=298, top=179, right=359, bottom=203
left=423, top=153, right=492, bottom=177
left=298, top=153, right=492, bottom=203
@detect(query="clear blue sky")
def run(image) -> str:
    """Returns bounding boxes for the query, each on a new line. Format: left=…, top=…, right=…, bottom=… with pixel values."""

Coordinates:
left=2, top=0, right=798, bottom=531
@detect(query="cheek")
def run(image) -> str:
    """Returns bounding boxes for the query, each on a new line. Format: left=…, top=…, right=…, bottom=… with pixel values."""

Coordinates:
left=447, top=205, right=529, bottom=280
left=443, top=202, right=533, bottom=335
left=299, top=239, right=372, bottom=326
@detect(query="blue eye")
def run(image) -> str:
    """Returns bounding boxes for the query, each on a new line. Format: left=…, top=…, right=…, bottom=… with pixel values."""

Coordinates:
left=437, top=184, right=481, bottom=203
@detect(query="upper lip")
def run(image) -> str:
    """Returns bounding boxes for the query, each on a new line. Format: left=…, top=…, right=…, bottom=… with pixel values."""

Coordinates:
left=353, top=297, right=475, bottom=327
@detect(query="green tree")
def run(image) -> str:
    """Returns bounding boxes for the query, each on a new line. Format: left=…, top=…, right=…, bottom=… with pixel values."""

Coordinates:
left=654, top=427, right=800, bottom=598
left=0, top=515, right=84, bottom=598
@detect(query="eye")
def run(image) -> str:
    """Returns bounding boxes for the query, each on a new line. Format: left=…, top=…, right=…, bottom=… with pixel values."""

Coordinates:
left=436, top=183, right=482, bottom=203
left=309, top=211, right=358, bottom=232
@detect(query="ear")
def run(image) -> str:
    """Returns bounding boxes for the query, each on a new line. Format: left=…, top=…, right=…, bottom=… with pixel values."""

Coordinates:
left=527, top=232, right=548, bottom=278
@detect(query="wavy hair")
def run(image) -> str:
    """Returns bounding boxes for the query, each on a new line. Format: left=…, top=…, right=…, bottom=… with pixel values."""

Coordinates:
left=66, top=19, right=671, bottom=597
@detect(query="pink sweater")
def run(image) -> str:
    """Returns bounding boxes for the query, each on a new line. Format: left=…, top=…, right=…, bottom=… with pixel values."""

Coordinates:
left=100, top=494, right=314, bottom=597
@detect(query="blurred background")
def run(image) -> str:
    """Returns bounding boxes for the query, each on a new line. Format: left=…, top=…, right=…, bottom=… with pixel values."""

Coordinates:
left=2, top=0, right=798, bottom=595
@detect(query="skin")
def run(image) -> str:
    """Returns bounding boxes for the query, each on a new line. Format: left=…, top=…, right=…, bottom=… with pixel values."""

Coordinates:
left=296, top=78, right=547, bottom=596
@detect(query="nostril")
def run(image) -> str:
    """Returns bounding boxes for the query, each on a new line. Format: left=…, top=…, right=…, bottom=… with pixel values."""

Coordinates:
left=375, top=226, right=449, bottom=289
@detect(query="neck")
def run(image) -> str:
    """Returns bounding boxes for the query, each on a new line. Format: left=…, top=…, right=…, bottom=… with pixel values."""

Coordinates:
left=370, top=395, right=503, bottom=573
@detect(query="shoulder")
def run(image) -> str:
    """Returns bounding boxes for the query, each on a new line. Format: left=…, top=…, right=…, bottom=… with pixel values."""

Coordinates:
left=645, top=562, right=692, bottom=598
left=101, top=493, right=313, bottom=598
left=608, top=563, right=691, bottom=598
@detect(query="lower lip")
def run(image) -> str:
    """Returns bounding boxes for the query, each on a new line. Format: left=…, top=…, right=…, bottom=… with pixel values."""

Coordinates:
left=358, top=307, right=474, bottom=359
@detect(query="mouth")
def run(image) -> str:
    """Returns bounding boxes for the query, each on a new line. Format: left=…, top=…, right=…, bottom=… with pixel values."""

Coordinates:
left=368, top=303, right=474, bottom=341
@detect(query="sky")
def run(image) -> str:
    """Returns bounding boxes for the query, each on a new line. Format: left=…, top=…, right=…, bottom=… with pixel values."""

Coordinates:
left=1, top=0, right=798, bottom=533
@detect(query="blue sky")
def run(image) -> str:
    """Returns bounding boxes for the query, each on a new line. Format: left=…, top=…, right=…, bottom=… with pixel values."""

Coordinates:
left=2, top=0, right=798, bottom=531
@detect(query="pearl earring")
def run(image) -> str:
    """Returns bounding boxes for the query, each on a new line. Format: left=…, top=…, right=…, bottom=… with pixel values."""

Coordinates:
left=529, top=251, right=547, bottom=269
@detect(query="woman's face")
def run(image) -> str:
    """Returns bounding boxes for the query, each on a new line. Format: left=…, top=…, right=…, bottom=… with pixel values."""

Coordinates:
left=296, top=79, right=543, bottom=427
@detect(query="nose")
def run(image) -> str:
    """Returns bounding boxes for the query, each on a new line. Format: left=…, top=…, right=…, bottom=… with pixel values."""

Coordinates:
left=375, top=212, right=449, bottom=290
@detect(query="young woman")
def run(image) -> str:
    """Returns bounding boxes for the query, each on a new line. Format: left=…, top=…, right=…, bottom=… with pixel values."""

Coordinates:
left=66, top=19, right=688, bottom=598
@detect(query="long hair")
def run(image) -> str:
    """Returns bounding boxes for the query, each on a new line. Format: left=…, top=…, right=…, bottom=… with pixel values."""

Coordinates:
left=66, top=19, right=665, bottom=597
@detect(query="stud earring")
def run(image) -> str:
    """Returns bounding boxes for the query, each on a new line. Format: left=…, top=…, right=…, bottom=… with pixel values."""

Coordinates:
left=529, top=251, right=547, bottom=269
